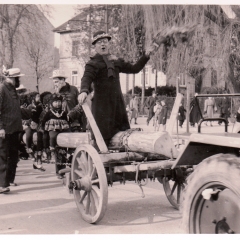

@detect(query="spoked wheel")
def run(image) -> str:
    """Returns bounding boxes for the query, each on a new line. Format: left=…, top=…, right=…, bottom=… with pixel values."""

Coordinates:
left=182, top=154, right=240, bottom=233
left=162, top=175, right=185, bottom=210
left=71, top=144, right=108, bottom=223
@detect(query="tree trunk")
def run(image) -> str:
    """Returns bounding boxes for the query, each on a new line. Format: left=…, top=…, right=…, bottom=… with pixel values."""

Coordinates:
left=141, top=67, right=145, bottom=111
left=109, top=130, right=179, bottom=158
left=155, top=69, right=158, bottom=91
left=132, top=74, right=135, bottom=95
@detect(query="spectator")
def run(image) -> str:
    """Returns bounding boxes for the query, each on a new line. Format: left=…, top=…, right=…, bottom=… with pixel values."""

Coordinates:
left=50, top=69, right=86, bottom=132
left=153, top=100, right=162, bottom=131
left=218, top=93, right=231, bottom=125
left=24, top=92, right=41, bottom=160
left=158, top=99, right=168, bottom=131
left=42, top=94, right=70, bottom=179
left=190, top=93, right=202, bottom=127
left=204, top=96, right=217, bottom=126
left=232, top=105, right=240, bottom=133
left=178, top=102, right=186, bottom=128
left=126, top=104, right=132, bottom=124
left=31, top=91, right=52, bottom=170
left=0, top=67, right=24, bottom=193
left=129, top=94, right=140, bottom=124
left=145, top=90, right=157, bottom=126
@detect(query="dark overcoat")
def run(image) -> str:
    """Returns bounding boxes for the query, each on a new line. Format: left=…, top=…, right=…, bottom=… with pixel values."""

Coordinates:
left=190, top=97, right=202, bottom=125
left=158, top=105, right=168, bottom=125
left=80, top=53, right=150, bottom=141
left=59, top=83, right=79, bottom=113
left=178, top=105, right=186, bottom=121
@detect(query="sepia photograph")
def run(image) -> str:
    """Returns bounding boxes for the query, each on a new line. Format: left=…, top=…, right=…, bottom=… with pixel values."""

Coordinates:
left=0, top=0, right=240, bottom=235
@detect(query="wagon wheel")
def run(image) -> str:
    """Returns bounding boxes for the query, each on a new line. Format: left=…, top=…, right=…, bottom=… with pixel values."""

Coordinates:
left=162, top=169, right=186, bottom=210
left=182, top=154, right=240, bottom=233
left=71, top=144, right=108, bottom=223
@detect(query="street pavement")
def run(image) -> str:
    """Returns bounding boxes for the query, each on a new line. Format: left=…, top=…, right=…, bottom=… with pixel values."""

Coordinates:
left=0, top=116, right=234, bottom=234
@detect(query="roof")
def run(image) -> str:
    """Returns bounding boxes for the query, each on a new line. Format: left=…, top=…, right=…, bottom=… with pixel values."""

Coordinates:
left=53, top=5, right=106, bottom=34
left=53, top=11, right=88, bottom=33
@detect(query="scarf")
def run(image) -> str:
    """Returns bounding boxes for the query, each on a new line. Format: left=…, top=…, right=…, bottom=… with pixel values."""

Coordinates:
left=102, top=55, right=116, bottom=79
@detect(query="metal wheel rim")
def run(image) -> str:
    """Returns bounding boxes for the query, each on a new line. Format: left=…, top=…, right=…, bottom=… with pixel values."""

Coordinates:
left=190, top=181, right=238, bottom=233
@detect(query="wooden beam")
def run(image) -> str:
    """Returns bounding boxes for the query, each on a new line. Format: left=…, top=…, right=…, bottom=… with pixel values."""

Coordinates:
left=82, top=102, right=108, bottom=153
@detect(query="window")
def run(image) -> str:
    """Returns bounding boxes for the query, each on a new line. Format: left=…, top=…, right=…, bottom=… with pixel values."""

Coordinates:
left=72, top=40, right=80, bottom=57
left=141, top=68, right=149, bottom=86
left=179, top=73, right=186, bottom=86
left=211, top=68, right=217, bottom=86
left=71, top=71, right=78, bottom=86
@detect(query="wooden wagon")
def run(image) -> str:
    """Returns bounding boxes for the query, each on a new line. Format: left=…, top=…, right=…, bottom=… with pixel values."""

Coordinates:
left=56, top=96, right=191, bottom=224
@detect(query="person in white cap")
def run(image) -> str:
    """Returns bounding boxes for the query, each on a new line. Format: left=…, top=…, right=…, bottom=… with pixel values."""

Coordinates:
left=0, top=66, right=24, bottom=193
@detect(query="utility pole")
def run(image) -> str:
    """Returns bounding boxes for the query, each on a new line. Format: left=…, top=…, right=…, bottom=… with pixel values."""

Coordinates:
left=105, top=5, right=108, bottom=32
left=88, top=4, right=92, bottom=57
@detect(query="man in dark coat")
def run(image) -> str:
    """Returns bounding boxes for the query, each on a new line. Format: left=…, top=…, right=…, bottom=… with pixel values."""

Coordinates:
left=218, top=95, right=231, bottom=125
left=0, top=67, right=24, bottom=193
left=78, top=30, right=155, bottom=145
left=145, top=90, right=157, bottom=125
left=50, top=69, right=87, bottom=132
left=190, top=93, right=202, bottom=127
left=178, top=102, right=186, bottom=128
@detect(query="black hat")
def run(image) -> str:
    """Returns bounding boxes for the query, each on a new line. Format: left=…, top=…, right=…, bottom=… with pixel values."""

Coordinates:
left=50, top=93, right=63, bottom=103
left=92, top=30, right=111, bottom=45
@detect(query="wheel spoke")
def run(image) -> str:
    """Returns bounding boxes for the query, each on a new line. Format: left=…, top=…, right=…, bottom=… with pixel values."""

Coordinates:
left=91, top=187, right=99, bottom=207
left=76, top=156, right=87, bottom=175
left=79, top=152, right=88, bottom=174
left=85, top=192, right=91, bottom=214
left=87, top=154, right=93, bottom=176
left=79, top=191, right=87, bottom=203
left=92, top=179, right=99, bottom=185
left=177, top=184, right=181, bottom=204
left=90, top=192, right=97, bottom=215
left=171, top=181, right=178, bottom=195
left=90, top=166, right=97, bottom=180
left=74, top=169, right=84, bottom=178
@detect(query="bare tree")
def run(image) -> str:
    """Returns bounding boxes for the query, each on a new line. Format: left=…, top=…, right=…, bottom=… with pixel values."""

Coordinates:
left=23, top=31, right=54, bottom=92
left=0, top=4, right=53, bottom=68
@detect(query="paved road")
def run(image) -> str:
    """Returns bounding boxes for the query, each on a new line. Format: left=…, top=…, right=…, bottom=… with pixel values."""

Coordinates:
left=0, top=116, right=233, bottom=234
left=0, top=160, right=183, bottom=234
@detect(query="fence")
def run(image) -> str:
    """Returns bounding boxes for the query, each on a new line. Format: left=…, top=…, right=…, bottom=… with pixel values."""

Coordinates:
left=123, top=94, right=240, bottom=118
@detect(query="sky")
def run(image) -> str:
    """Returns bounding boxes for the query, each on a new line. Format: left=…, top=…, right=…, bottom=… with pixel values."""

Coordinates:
left=47, top=4, right=78, bottom=48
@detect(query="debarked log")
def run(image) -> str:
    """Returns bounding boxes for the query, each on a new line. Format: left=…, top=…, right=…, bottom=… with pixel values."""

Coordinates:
left=109, top=131, right=179, bottom=158
left=99, top=152, right=168, bottom=164
left=57, top=132, right=91, bottom=148
left=113, top=160, right=176, bottom=173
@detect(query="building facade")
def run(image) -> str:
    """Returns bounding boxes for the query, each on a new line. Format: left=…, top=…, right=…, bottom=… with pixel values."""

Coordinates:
left=53, top=11, right=167, bottom=94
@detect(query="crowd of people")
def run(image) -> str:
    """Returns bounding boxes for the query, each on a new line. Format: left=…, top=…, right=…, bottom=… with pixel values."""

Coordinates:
left=0, top=67, right=88, bottom=194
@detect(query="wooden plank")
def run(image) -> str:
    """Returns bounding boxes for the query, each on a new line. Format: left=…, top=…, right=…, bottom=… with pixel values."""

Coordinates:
left=82, top=102, right=108, bottom=153
left=166, top=93, right=183, bottom=134
left=99, top=152, right=168, bottom=163
left=114, top=160, right=175, bottom=173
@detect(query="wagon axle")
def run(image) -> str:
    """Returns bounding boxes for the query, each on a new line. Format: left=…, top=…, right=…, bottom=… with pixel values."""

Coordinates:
left=69, top=177, right=92, bottom=192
